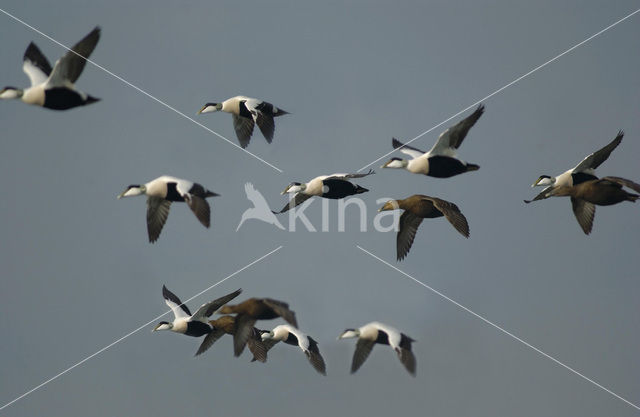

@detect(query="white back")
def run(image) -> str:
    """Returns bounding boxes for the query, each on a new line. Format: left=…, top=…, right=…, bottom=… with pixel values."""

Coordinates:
left=365, top=321, right=402, bottom=349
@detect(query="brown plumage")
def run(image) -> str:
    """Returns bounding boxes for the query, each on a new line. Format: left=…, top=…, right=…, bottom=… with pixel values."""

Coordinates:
left=550, top=176, right=640, bottom=234
left=379, top=195, right=470, bottom=261
left=195, top=315, right=268, bottom=361
left=218, top=298, right=298, bottom=357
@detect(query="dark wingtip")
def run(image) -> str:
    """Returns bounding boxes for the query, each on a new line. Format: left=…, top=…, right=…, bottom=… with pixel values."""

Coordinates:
left=85, top=96, right=100, bottom=104
left=523, top=199, right=532, bottom=204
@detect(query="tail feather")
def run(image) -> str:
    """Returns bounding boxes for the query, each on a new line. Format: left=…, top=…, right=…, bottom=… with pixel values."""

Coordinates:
left=354, top=185, right=368, bottom=194
left=274, top=109, right=288, bottom=117
left=85, top=95, right=100, bottom=105
left=466, top=163, right=480, bottom=172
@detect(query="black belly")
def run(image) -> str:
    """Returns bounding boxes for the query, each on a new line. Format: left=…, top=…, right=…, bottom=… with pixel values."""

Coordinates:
left=165, top=183, right=185, bottom=202
left=427, top=156, right=468, bottom=178
left=321, top=179, right=359, bottom=199
left=571, top=172, right=597, bottom=185
left=43, top=88, right=89, bottom=110
left=238, top=101, right=253, bottom=118
left=185, top=321, right=212, bottom=337
left=375, top=331, right=390, bottom=345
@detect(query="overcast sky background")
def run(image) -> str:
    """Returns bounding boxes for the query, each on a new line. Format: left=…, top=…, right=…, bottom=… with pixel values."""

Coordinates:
left=0, top=1, right=639, bottom=416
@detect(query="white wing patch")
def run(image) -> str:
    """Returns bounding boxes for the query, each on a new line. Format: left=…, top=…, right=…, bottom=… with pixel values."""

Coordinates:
left=23, top=60, right=49, bottom=87
left=398, top=148, right=424, bottom=159
left=428, top=129, right=458, bottom=157
left=164, top=297, right=190, bottom=320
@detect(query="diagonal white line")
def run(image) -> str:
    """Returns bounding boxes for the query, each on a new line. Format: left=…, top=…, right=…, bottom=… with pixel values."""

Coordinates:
left=357, top=8, right=640, bottom=172
left=0, top=246, right=283, bottom=412
left=356, top=245, right=640, bottom=411
left=0, top=8, right=283, bottom=173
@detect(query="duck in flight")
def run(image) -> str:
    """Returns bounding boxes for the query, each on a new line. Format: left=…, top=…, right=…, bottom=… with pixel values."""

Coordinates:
left=381, top=105, right=484, bottom=178
left=259, top=324, right=327, bottom=375
left=276, top=169, right=374, bottom=214
left=339, top=322, right=416, bottom=376
left=548, top=176, right=639, bottom=234
left=525, top=130, right=624, bottom=203
left=217, top=298, right=298, bottom=357
left=197, top=96, right=288, bottom=148
left=153, top=286, right=242, bottom=356
left=379, top=195, right=469, bottom=261
left=117, top=175, right=219, bottom=243
left=1, top=27, right=100, bottom=110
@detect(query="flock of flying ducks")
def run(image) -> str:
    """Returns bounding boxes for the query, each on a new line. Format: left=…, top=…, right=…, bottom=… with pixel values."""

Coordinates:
left=154, top=286, right=415, bottom=375
left=3, top=27, right=638, bottom=377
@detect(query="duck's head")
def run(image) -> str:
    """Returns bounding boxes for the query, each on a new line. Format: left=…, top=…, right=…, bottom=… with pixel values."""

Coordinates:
left=378, top=199, right=400, bottom=212
left=532, top=175, right=555, bottom=187
left=262, top=325, right=289, bottom=341
left=153, top=321, right=173, bottom=332
left=281, top=182, right=306, bottom=194
left=338, top=328, right=361, bottom=339
left=381, top=157, right=408, bottom=169
left=0, top=86, right=23, bottom=99
left=197, top=102, right=222, bottom=114
left=117, top=184, right=146, bottom=199
left=261, top=330, right=275, bottom=341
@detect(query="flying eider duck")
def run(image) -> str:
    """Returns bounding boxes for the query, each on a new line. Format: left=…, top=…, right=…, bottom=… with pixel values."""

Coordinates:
left=525, top=130, right=624, bottom=203
left=381, top=105, right=484, bottom=178
left=379, top=195, right=469, bottom=261
left=339, top=322, right=416, bottom=376
left=259, top=324, right=327, bottom=375
left=217, top=298, right=298, bottom=357
left=153, top=286, right=242, bottom=356
left=197, top=96, right=288, bottom=148
left=196, top=315, right=268, bottom=361
left=117, top=175, right=219, bottom=243
left=1, top=27, right=100, bottom=110
left=548, top=176, right=639, bottom=234
left=276, top=169, right=374, bottom=213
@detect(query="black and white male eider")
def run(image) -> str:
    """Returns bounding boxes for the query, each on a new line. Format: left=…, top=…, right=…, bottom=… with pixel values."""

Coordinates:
left=153, top=286, right=242, bottom=356
left=381, top=105, right=484, bottom=178
left=339, top=322, right=416, bottom=376
left=379, top=195, right=469, bottom=261
left=117, top=176, right=219, bottom=243
left=197, top=96, right=288, bottom=148
left=525, top=130, right=624, bottom=203
left=0, top=27, right=101, bottom=110
left=260, top=324, right=327, bottom=375
left=276, top=169, right=375, bottom=213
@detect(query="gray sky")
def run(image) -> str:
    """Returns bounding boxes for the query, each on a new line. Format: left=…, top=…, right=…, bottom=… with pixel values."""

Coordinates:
left=0, top=1, right=639, bottom=416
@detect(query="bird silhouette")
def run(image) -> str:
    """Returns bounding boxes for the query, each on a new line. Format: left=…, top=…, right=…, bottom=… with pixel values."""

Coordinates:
left=236, top=183, right=285, bottom=231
